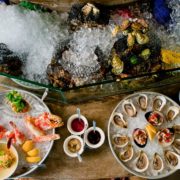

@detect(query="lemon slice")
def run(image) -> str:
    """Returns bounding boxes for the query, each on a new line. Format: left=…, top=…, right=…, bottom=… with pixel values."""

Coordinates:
left=145, top=124, right=157, bottom=141
left=22, top=140, right=34, bottom=152
left=26, top=156, right=41, bottom=163
left=27, top=148, right=39, bottom=157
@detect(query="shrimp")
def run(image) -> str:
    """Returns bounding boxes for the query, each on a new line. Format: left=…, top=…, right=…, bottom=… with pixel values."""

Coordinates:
left=34, top=112, right=63, bottom=131
left=0, top=125, right=7, bottom=139
left=25, top=116, right=44, bottom=137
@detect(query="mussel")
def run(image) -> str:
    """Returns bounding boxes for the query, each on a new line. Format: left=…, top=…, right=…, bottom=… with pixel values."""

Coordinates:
left=173, top=139, right=180, bottom=154
left=122, top=100, right=137, bottom=117
left=153, top=95, right=167, bottom=111
left=134, top=151, right=149, bottom=172
left=133, top=128, right=148, bottom=148
left=145, top=111, right=164, bottom=126
left=166, top=106, right=179, bottom=121
left=119, top=144, right=134, bottom=162
left=137, top=94, right=148, bottom=111
left=157, top=128, right=175, bottom=147
left=113, top=134, right=129, bottom=148
left=164, top=150, right=180, bottom=170
left=112, top=112, right=127, bottom=128
left=152, top=153, right=164, bottom=173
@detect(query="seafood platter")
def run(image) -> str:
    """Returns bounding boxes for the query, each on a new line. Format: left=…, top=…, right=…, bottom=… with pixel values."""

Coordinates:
left=108, top=91, right=180, bottom=179
left=0, top=89, right=63, bottom=178
left=0, top=1, right=179, bottom=90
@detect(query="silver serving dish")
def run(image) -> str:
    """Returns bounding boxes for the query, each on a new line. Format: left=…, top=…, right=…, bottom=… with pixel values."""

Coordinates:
left=108, top=91, right=180, bottom=179
left=0, top=89, right=54, bottom=178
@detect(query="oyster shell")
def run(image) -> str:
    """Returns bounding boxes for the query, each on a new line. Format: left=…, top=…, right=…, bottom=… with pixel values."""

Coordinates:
left=134, top=151, right=149, bottom=172
left=173, top=139, right=180, bottom=154
left=127, top=33, right=135, bottom=47
left=113, top=134, right=129, bottom=148
left=157, top=128, right=175, bottom=147
left=112, top=113, right=127, bottom=128
left=164, top=150, right=180, bottom=170
left=119, top=144, right=134, bottom=162
left=138, top=94, right=148, bottom=111
left=173, top=124, right=180, bottom=134
left=166, top=106, right=179, bottom=121
left=152, top=153, right=164, bottom=173
left=122, top=100, right=137, bottom=117
left=153, top=95, right=167, bottom=111
left=133, top=128, right=148, bottom=148
left=145, top=111, right=164, bottom=126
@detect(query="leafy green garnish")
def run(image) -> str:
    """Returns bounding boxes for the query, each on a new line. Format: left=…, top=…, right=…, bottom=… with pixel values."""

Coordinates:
left=6, top=90, right=26, bottom=112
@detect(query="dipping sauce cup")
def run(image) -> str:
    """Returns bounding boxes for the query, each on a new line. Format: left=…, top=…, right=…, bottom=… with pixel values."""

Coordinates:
left=84, top=127, right=105, bottom=149
left=67, top=114, right=88, bottom=135
left=63, top=135, right=84, bottom=158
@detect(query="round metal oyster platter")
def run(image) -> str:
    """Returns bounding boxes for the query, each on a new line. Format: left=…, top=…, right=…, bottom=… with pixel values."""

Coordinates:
left=108, top=91, right=180, bottom=179
left=0, top=90, right=54, bottom=178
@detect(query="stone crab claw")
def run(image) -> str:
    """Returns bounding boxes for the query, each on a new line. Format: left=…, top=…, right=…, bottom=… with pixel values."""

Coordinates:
left=35, top=112, right=64, bottom=131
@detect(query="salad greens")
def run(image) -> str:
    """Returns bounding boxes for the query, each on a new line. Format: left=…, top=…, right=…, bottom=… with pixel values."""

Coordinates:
left=6, top=90, right=26, bottom=112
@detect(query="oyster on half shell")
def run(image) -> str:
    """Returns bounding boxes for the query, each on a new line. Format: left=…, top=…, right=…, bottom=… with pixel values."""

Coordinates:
left=153, top=95, right=167, bottom=111
left=157, top=128, right=175, bottom=147
left=113, top=134, right=129, bottom=148
left=137, top=94, right=148, bottom=111
left=134, top=151, right=149, bottom=173
left=173, top=139, right=180, bottom=154
left=119, top=144, right=134, bottom=162
left=164, top=150, right=180, bottom=170
left=152, top=153, right=164, bottom=173
left=145, top=111, right=164, bottom=126
left=112, top=112, right=127, bottom=128
left=166, top=106, right=179, bottom=121
left=173, top=124, right=180, bottom=134
left=122, top=100, right=137, bottom=117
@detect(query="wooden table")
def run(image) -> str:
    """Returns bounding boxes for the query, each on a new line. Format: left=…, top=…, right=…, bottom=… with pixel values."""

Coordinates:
left=31, top=85, right=179, bottom=179
left=0, top=77, right=179, bottom=179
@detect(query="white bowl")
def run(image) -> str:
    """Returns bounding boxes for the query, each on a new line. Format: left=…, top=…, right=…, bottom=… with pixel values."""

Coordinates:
left=67, top=114, right=88, bottom=135
left=63, top=135, right=84, bottom=158
left=0, top=141, right=19, bottom=179
left=84, top=127, right=105, bottom=149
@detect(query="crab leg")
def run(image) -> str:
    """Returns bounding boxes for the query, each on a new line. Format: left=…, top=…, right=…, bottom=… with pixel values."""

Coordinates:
left=9, top=121, right=26, bottom=145
left=33, top=134, right=60, bottom=143
left=25, top=116, right=45, bottom=137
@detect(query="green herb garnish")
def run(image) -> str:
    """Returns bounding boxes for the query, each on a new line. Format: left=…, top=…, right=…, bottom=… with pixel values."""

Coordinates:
left=6, top=90, right=26, bottom=112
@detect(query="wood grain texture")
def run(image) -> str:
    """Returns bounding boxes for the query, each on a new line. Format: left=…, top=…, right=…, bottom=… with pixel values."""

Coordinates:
left=10, top=0, right=138, bottom=11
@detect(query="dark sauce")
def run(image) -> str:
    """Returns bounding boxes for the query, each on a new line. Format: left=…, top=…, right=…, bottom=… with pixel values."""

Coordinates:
left=87, top=130, right=101, bottom=145
left=71, top=118, right=85, bottom=132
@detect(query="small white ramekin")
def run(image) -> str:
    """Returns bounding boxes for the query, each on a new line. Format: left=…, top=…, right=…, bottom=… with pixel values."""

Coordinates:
left=67, top=114, right=88, bottom=135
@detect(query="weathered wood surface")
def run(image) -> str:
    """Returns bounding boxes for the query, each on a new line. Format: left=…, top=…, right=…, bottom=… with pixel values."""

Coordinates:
left=0, top=76, right=179, bottom=179
left=10, top=0, right=138, bottom=12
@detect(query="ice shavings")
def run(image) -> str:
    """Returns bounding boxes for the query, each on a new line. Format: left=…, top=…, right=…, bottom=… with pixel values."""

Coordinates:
left=0, top=5, right=69, bottom=83
left=60, top=27, right=117, bottom=77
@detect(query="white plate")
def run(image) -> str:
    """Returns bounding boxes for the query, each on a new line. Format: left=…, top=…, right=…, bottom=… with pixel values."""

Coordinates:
left=0, top=89, right=54, bottom=178
left=108, top=91, right=180, bottom=179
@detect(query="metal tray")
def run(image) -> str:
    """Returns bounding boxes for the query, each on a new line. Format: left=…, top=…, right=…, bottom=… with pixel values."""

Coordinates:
left=108, top=91, right=180, bottom=179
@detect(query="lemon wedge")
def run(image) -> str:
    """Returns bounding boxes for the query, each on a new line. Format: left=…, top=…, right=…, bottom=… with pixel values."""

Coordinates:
left=27, top=148, right=39, bottom=157
left=22, top=140, right=34, bottom=152
left=26, top=156, right=41, bottom=163
left=145, top=124, right=157, bottom=141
